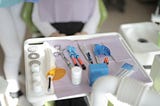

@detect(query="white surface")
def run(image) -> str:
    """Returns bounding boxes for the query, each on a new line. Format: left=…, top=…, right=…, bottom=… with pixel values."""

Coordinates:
left=91, top=75, right=160, bottom=106
left=0, top=77, right=8, bottom=94
left=25, top=43, right=52, bottom=105
left=120, top=22, right=160, bottom=66
left=31, top=63, right=40, bottom=73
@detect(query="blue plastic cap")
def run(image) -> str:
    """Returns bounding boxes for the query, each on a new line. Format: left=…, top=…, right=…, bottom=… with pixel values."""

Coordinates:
left=89, top=63, right=109, bottom=86
left=93, top=44, right=111, bottom=56
left=121, top=63, right=133, bottom=70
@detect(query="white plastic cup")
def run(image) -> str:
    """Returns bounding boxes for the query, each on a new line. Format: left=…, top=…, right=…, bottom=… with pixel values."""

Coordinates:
left=32, top=81, right=42, bottom=93
left=32, top=72, right=41, bottom=81
left=71, top=66, right=82, bottom=85
left=31, top=63, right=40, bottom=73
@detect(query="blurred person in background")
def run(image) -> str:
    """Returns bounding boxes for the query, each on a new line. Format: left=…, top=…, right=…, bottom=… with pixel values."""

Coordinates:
left=32, top=0, right=100, bottom=37
left=0, top=0, right=37, bottom=105
left=31, top=0, right=100, bottom=106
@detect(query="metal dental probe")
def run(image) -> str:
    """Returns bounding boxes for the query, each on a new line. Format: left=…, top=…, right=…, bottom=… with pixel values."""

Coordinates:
left=54, top=45, right=72, bottom=69
left=77, top=43, right=93, bottom=64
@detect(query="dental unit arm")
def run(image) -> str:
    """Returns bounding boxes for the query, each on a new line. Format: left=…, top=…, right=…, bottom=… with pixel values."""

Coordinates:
left=90, top=54, right=160, bottom=106
left=151, top=0, right=160, bottom=24
left=152, top=0, right=160, bottom=46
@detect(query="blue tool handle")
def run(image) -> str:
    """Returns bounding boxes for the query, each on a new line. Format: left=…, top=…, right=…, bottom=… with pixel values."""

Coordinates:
left=86, top=52, right=93, bottom=64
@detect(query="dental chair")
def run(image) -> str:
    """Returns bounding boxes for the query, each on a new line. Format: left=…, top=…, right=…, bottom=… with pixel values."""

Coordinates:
left=97, top=0, right=108, bottom=31
left=21, top=0, right=107, bottom=38
left=21, top=2, right=42, bottom=38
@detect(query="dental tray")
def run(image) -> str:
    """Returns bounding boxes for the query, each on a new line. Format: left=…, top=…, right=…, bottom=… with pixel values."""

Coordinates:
left=24, top=33, right=152, bottom=105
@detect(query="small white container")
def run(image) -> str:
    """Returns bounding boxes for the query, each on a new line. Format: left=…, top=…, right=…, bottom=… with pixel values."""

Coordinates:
left=32, top=72, right=41, bottom=81
left=31, top=63, right=40, bottom=73
left=71, top=66, right=82, bottom=85
left=32, top=81, right=42, bottom=93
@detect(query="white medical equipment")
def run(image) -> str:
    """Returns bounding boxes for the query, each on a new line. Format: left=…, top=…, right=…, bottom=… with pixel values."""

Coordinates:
left=24, top=33, right=152, bottom=106
left=91, top=53, right=160, bottom=106
left=91, top=2, right=160, bottom=105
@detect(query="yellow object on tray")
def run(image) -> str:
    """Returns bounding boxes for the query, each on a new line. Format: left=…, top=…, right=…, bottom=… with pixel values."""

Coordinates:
left=47, top=68, right=66, bottom=81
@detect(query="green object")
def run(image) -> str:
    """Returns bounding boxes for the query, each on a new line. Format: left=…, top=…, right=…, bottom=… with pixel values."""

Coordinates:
left=108, top=100, right=114, bottom=106
left=97, top=0, right=107, bottom=31
left=44, top=101, right=55, bottom=106
left=158, top=32, right=160, bottom=47
left=21, top=2, right=39, bottom=34
left=153, top=77, right=160, bottom=93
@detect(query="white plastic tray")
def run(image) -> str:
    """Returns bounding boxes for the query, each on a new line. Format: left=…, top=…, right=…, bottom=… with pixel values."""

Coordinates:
left=24, top=33, right=152, bottom=106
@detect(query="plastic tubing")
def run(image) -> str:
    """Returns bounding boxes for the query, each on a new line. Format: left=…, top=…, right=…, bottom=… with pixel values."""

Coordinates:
left=90, top=75, right=160, bottom=106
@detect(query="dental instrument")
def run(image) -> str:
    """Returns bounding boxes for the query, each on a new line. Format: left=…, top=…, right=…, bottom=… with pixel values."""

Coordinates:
left=46, top=69, right=55, bottom=93
left=67, top=46, right=86, bottom=70
left=116, top=63, right=133, bottom=78
left=94, top=44, right=114, bottom=63
left=103, top=57, right=109, bottom=64
left=54, top=45, right=72, bottom=69
left=78, top=43, right=93, bottom=64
